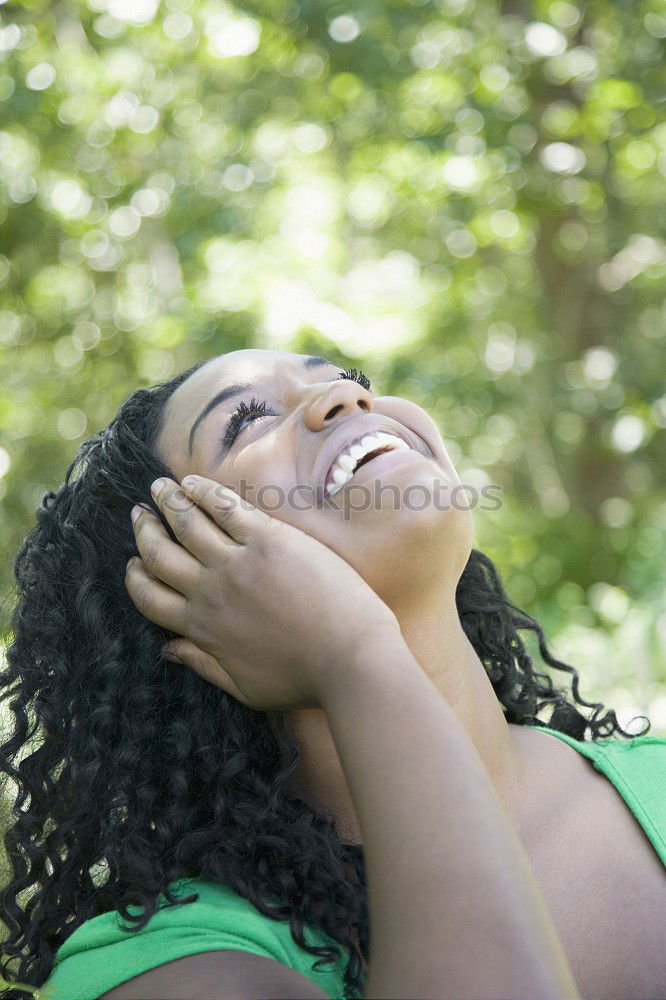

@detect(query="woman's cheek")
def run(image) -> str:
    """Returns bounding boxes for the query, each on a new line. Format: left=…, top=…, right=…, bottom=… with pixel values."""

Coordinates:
left=239, top=456, right=294, bottom=516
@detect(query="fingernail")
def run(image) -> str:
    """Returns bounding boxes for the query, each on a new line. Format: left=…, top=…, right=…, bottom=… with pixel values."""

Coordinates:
left=181, top=476, right=196, bottom=490
left=130, top=504, right=142, bottom=525
left=161, top=644, right=181, bottom=663
left=151, top=478, right=166, bottom=498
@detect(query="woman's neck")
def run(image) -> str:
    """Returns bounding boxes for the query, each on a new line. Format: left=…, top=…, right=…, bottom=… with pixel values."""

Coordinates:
left=282, top=591, right=534, bottom=846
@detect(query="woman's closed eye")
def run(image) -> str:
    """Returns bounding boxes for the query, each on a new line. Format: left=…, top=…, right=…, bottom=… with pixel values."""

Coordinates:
left=221, top=368, right=373, bottom=450
left=222, top=398, right=274, bottom=449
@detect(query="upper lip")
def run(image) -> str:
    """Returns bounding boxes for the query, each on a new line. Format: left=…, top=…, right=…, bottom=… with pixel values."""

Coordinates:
left=318, top=419, right=432, bottom=493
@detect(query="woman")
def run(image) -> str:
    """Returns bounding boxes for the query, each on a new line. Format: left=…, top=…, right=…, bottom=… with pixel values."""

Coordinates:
left=1, top=349, right=663, bottom=999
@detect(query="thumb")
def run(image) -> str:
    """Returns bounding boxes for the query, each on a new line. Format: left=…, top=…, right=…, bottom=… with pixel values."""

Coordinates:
left=161, top=639, right=250, bottom=705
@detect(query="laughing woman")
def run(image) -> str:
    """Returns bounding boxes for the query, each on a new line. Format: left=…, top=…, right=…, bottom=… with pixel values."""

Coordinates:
left=1, top=350, right=664, bottom=1000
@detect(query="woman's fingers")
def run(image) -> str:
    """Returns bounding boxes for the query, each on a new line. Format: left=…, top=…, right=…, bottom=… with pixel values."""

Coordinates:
left=125, top=555, right=188, bottom=634
left=150, top=478, right=239, bottom=566
left=162, top=638, right=251, bottom=705
left=178, top=475, right=270, bottom=546
left=132, top=506, right=202, bottom=595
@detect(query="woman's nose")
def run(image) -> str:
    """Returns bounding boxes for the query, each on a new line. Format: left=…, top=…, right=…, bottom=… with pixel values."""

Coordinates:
left=303, top=379, right=374, bottom=432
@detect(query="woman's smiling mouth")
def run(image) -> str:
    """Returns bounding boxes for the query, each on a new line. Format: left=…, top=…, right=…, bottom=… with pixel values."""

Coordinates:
left=325, top=431, right=411, bottom=496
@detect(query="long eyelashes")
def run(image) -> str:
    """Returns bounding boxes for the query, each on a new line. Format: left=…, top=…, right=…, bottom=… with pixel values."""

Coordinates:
left=338, top=367, right=371, bottom=390
left=222, top=368, right=373, bottom=449
left=223, top=397, right=271, bottom=449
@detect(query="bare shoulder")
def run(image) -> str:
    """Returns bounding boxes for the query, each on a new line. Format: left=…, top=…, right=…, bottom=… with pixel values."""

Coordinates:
left=511, top=724, right=666, bottom=999
left=98, top=949, right=331, bottom=999
left=514, top=723, right=666, bottom=892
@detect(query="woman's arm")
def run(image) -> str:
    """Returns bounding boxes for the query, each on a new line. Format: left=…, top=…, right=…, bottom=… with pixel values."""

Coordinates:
left=101, top=640, right=577, bottom=1000
left=322, top=632, right=580, bottom=1000
left=126, top=480, right=579, bottom=998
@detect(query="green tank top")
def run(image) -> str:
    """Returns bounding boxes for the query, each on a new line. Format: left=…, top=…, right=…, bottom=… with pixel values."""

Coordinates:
left=40, top=876, right=356, bottom=1000
left=38, top=724, right=666, bottom=1000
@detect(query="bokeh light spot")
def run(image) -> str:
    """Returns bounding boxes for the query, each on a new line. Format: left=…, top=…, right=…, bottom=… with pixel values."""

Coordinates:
left=611, top=414, right=646, bottom=453
left=328, top=15, right=361, bottom=43
left=57, top=408, right=87, bottom=440
left=25, top=62, right=56, bottom=91
left=539, top=142, right=586, bottom=174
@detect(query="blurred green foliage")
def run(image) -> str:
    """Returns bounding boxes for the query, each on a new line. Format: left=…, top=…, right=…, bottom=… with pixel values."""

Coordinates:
left=0, top=0, right=665, bottom=732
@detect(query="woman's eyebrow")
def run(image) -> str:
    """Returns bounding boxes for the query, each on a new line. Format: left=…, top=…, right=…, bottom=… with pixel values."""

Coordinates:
left=187, top=357, right=334, bottom=454
left=303, top=356, right=332, bottom=369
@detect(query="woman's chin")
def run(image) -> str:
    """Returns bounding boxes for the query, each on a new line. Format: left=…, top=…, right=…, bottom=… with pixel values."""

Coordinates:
left=388, top=481, right=473, bottom=563
left=336, top=469, right=474, bottom=585
left=331, top=463, right=467, bottom=528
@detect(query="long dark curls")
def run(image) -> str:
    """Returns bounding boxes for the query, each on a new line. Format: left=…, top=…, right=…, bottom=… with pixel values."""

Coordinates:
left=0, top=363, right=650, bottom=999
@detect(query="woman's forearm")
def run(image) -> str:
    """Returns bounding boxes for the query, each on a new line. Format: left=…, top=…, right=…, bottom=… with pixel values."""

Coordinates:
left=320, top=634, right=580, bottom=1000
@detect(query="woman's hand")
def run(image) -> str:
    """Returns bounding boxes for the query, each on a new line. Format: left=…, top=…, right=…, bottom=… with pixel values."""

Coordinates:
left=125, top=476, right=401, bottom=711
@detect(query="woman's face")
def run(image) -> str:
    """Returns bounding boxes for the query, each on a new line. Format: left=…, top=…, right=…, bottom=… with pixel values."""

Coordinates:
left=156, top=350, right=472, bottom=601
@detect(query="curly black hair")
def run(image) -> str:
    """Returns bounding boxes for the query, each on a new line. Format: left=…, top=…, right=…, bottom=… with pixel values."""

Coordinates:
left=0, top=360, right=650, bottom=1000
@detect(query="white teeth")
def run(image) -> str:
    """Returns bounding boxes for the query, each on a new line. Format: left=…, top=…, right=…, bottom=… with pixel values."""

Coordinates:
left=381, top=432, right=408, bottom=449
left=374, top=431, right=405, bottom=449
left=337, top=454, right=356, bottom=472
left=325, top=430, right=411, bottom=498
left=332, top=467, right=352, bottom=486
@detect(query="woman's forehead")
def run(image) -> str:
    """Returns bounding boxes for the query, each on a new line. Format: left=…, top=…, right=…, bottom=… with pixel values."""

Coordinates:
left=175, top=349, right=320, bottom=404
left=159, top=349, right=331, bottom=455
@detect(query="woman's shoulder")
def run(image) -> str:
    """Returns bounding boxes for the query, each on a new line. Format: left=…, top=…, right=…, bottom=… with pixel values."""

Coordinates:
left=98, top=950, right=332, bottom=999
left=522, top=722, right=666, bottom=867
left=44, top=876, right=351, bottom=1000
left=523, top=722, right=666, bottom=759
left=522, top=723, right=666, bottom=817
